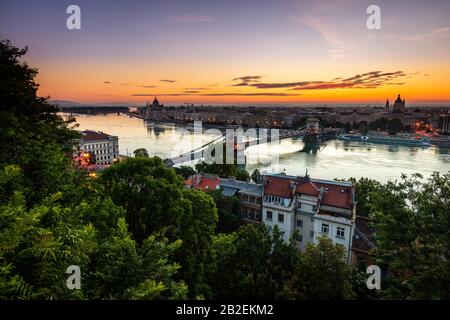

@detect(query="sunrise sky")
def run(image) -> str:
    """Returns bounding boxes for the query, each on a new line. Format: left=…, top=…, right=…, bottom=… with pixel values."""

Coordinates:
left=1, top=0, right=450, bottom=105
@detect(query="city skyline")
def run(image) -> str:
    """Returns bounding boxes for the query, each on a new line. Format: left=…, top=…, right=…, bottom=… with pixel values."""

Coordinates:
left=1, top=0, right=450, bottom=105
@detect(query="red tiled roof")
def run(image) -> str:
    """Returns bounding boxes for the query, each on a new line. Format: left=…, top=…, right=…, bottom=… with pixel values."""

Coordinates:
left=263, top=176, right=295, bottom=198
left=263, top=174, right=355, bottom=210
left=80, top=131, right=110, bottom=141
left=316, top=183, right=354, bottom=210
left=296, top=181, right=319, bottom=196
left=185, top=175, right=221, bottom=192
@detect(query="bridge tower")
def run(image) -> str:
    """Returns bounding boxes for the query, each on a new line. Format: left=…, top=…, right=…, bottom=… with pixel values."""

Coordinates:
left=305, top=117, right=320, bottom=133
left=303, top=117, right=321, bottom=144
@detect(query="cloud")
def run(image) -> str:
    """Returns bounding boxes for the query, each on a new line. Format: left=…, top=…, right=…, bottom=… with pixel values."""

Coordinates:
left=131, top=92, right=299, bottom=97
left=184, top=87, right=210, bottom=90
left=253, top=81, right=314, bottom=89
left=169, top=15, right=216, bottom=23
left=104, top=81, right=157, bottom=88
left=234, top=70, right=412, bottom=91
left=232, top=75, right=263, bottom=86
left=160, top=79, right=176, bottom=83
left=403, top=27, right=450, bottom=42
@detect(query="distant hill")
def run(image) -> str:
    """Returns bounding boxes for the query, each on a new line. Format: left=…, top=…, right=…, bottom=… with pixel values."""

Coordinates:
left=49, top=100, right=135, bottom=107
left=49, top=100, right=87, bottom=107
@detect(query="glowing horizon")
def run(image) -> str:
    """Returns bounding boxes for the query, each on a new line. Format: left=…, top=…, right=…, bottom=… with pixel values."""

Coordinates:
left=1, top=0, right=450, bottom=105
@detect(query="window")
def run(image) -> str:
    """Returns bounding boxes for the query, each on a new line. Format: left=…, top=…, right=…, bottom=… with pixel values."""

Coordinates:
left=312, top=205, right=317, bottom=212
left=321, top=224, right=329, bottom=234
left=310, top=230, right=314, bottom=237
left=298, top=202, right=302, bottom=208
left=266, top=211, right=273, bottom=220
left=336, top=227, right=345, bottom=238
left=278, top=213, right=284, bottom=223
left=255, top=211, right=259, bottom=220
left=296, top=219, right=303, bottom=228
left=296, top=234, right=302, bottom=242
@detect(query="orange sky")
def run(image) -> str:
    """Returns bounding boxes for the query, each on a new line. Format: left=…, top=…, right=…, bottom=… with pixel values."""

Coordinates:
left=3, top=0, right=449, bottom=105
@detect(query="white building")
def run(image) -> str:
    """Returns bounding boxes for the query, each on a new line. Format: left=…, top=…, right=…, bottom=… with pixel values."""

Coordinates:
left=262, top=174, right=356, bottom=262
left=78, top=130, right=119, bottom=165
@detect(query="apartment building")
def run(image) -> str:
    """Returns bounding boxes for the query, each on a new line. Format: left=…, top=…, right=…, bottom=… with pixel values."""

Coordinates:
left=78, top=130, right=119, bottom=165
left=262, top=174, right=356, bottom=261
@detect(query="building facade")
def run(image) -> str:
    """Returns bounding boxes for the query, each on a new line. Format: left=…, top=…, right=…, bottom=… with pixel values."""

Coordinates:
left=262, top=174, right=356, bottom=261
left=219, top=179, right=263, bottom=224
left=78, top=130, right=119, bottom=165
left=184, top=172, right=357, bottom=263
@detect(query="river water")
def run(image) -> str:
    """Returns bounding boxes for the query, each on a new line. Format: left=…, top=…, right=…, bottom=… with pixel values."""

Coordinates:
left=72, top=113, right=450, bottom=183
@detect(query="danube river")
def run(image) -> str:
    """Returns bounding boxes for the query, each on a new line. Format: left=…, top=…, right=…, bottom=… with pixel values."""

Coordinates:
left=72, top=114, right=450, bottom=183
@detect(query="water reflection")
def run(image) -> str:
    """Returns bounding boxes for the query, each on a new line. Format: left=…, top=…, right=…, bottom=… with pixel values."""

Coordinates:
left=72, top=114, right=450, bottom=182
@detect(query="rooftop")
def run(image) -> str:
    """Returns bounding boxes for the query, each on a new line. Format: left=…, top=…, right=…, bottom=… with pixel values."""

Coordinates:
left=220, top=179, right=262, bottom=196
left=185, top=174, right=221, bottom=192
left=263, top=173, right=354, bottom=210
left=79, top=130, right=114, bottom=142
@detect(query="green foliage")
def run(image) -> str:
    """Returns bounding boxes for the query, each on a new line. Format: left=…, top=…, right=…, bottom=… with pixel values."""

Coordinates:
left=0, top=39, right=79, bottom=206
left=100, top=157, right=218, bottom=298
left=195, top=162, right=238, bottom=179
left=175, top=189, right=218, bottom=298
left=174, top=165, right=196, bottom=179
left=209, top=224, right=298, bottom=299
left=235, top=169, right=250, bottom=182
left=369, top=172, right=450, bottom=299
left=348, top=177, right=382, bottom=217
left=251, top=169, right=262, bottom=184
left=133, top=148, right=149, bottom=158
left=3, top=38, right=449, bottom=301
left=0, top=39, right=186, bottom=300
left=207, top=189, right=243, bottom=234
left=100, top=156, right=185, bottom=243
left=282, top=236, right=355, bottom=300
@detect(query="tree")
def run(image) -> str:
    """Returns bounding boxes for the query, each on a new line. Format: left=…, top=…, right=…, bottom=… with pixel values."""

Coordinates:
left=174, top=165, right=196, bottom=179
left=100, top=157, right=219, bottom=298
left=0, top=39, right=79, bottom=206
left=348, top=177, right=382, bottom=217
left=207, top=189, right=243, bottom=233
left=100, top=157, right=185, bottom=243
left=0, top=39, right=188, bottom=300
left=133, top=148, right=149, bottom=158
left=195, top=162, right=238, bottom=179
left=209, top=224, right=298, bottom=299
left=251, top=169, right=262, bottom=184
left=0, top=175, right=186, bottom=299
left=175, top=190, right=218, bottom=298
left=235, top=169, right=250, bottom=182
left=369, top=172, right=450, bottom=299
left=282, top=236, right=355, bottom=300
